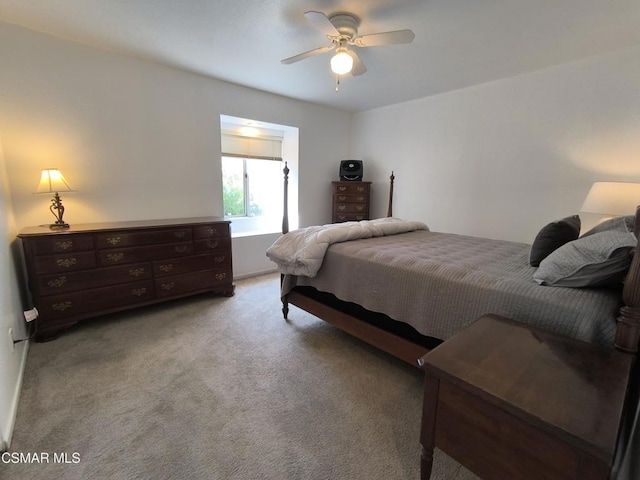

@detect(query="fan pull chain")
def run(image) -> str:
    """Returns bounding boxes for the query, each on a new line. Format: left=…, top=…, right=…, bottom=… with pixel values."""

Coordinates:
left=335, top=75, right=340, bottom=92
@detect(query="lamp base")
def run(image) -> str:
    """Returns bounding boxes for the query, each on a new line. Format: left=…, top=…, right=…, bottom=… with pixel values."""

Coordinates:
left=48, top=193, right=69, bottom=229
left=49, top=223, right=70, bottom=229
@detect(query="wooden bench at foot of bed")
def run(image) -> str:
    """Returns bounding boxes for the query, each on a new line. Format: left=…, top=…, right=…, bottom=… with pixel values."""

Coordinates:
left=418, top=314, right=634, bottom=480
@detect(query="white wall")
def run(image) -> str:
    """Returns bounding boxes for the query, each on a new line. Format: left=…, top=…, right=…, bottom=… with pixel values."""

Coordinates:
left=0, top=23, right=352, bottom=279
left=352, top=46, right=640, bottom=242
left=0, top=134, right=29, bottom=449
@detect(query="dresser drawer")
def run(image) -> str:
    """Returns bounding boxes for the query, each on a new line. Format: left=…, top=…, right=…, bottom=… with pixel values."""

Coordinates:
left=96, top=228, right=192, bottom=248
left=193, top=223, right=230, bottom=239
left=155, top=268, right=232, bottom=298
left=334, top=203, right=369, bottom=214
left=28, top=235, right=95, bottom=255
left=194, top=237, right=232, bottom=253
left=333, top=183, right=370, bottom=195
left=98, top=242, right=193, bottom=265
left=35, top=263, right=152, bottom=295
left=33, top=251, right=97, bottom=275
left=153, top=253, right=231, bottom=277
left=36, top=280, right=155, bottom=321
left=334, top=213, right=368, bottom=222
left=335, top=194, right=368, bottom=204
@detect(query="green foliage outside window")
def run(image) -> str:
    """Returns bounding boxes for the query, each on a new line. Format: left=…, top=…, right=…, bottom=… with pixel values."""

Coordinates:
left=223, top=170, right=245, bottom=216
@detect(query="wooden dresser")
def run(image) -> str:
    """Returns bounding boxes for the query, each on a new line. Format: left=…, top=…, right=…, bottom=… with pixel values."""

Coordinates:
left=331, top=181, right=371, bottom=223
left=18, top=217, right=234, bottom=341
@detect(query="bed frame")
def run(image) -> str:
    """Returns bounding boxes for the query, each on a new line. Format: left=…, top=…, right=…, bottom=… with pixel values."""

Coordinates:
left=279, top=164, right=640, bottom=363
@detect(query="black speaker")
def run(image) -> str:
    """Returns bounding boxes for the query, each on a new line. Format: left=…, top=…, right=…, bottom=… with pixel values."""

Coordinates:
left=339, top=160, right=363, bottom=181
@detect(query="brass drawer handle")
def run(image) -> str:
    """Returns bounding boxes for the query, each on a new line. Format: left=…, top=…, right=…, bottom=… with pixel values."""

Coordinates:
left=338, top=195, right=347, bottom=201
left=159, top=264, right=173, bottom=273
left=131, top=288, right=147, bottom=296
left=206, top=240, right=219, bottom=249
left=338, top=186, right=347, bottom=191
left=47, top=276, right=67, bottom=288
left=337, top=215, right=346, bottom=220
left=338, top=206, right=346, bottom=211
left=55, top=241, right=73, bottom=250
left=204, top=227, right=217, bottom=236
left=215, top=272, right=227, bottom=280
left=173, top=232, right=186, bottom=239
left=174, top=245, right=188, bottom=253
left=161, top=282, right=175, bottom=291
left=52, top=301, right=72, bottom=311
left=106, top=253, right=124, bottom=263
left=356, top=205, right=364, bottom=211
left=356, top=215, right=365, bottom=220
left=56, top=258, right=77, bottom=268
left=357, top=196, right=365, bottom=201
left=214, top=256, right=226, bottom=263
left=357, top=186, right=365, bottom=192
left=106, top=236, right=121, bottom=246
left=129, top=268, right=145, bottom=277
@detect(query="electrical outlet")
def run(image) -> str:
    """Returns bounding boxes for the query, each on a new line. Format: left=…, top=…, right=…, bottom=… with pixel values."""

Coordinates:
left=8, top=328, right=14, bottom=352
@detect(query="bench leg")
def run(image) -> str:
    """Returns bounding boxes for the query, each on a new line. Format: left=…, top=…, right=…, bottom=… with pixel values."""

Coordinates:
left=420, top=375, right=439, bottom=480
left=421, top=445, right=434, bottom=480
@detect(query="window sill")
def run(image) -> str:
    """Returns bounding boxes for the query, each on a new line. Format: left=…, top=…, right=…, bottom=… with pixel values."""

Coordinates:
left=231, top=229, right=281, bottom=239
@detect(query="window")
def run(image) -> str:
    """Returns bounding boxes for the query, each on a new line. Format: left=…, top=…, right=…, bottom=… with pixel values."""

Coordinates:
left=221, top=156, right=283, bottom=219
left=220, top=116, right=297, bottom=236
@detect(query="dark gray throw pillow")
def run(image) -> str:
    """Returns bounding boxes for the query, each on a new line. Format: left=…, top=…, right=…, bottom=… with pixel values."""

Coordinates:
left=529, top=215, right=581, bottom=267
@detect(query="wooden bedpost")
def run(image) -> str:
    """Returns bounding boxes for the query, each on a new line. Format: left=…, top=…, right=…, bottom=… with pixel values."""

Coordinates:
left=281, top=161, right=290, bottom=319
left=615, top=205, right=640, bottom=353
left=282, top=161, right=289, bottom=235
left=387, top=171, right=395, bottom=217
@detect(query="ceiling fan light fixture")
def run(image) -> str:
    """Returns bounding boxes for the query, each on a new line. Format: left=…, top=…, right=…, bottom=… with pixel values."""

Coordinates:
left=330, top=48, right=353, bottom=75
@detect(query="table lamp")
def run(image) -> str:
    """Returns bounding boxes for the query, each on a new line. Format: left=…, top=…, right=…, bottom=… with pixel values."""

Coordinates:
left=34, top=168, right=75, bottom=228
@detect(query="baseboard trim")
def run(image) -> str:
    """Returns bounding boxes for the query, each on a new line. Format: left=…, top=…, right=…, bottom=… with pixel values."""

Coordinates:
left=1, top=339, right=29, bottom=450
left=234, top=268, right=277, bottom=280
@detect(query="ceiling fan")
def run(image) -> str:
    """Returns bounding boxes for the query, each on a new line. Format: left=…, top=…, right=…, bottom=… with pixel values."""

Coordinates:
left=281, top=11, right=415, bottom=78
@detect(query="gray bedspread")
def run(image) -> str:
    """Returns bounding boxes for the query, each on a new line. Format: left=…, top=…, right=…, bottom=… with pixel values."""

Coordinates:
left=287, top=230, right=621, bottom=346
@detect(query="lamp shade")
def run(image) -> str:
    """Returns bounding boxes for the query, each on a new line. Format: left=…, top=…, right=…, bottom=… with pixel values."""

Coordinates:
left=34, top=169, right=74, bottom=194
left=580, top=182, right=640, bottom=215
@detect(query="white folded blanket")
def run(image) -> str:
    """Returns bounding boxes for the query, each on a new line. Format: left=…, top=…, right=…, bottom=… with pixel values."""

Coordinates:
left=266, top=217, right=429, bottom=277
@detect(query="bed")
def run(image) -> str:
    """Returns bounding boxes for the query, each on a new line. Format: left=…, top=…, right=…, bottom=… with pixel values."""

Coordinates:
left=268, top=168, right=640, bottom=365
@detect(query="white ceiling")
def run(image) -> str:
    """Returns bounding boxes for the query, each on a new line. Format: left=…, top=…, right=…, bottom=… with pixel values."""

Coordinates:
left=1, top=0, right=639, bottom=113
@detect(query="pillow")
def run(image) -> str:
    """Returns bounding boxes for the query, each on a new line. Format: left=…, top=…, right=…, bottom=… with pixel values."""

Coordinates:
left=533, top=229, right=636, bottom=287
left=529, top=215, right=581, bottom=267
left=581, top=215, right=634, bottom=237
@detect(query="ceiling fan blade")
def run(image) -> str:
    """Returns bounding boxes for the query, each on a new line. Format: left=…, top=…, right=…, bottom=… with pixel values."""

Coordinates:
left=304, top=11, right=340, bottom=37
left=354, top=29, right=415, bottom=47
left=347, top=50, right=367, bottom=76
left=281, top=45, right=335, bottom=65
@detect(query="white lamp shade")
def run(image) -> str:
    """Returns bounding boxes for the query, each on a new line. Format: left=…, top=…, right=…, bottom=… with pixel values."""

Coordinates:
left=580, top=182, right=640, bottom=215
left=330, top=50, right=353, bottom=75
left=34, top=169, right=74, bottom=194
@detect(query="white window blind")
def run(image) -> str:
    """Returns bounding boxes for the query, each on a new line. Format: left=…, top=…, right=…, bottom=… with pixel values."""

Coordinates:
left=221, top=133, right=283, bottom=161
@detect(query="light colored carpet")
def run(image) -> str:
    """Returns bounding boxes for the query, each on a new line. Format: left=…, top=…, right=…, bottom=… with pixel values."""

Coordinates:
left=3, top=273, right=478, bottom=480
